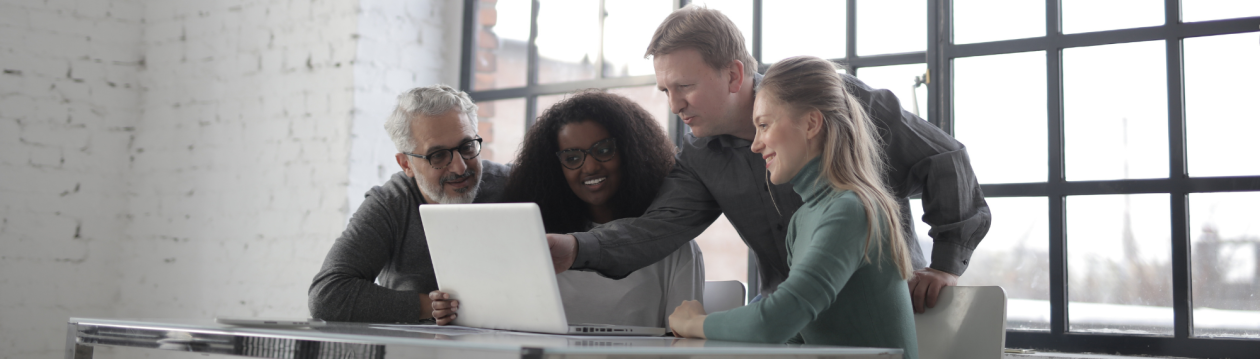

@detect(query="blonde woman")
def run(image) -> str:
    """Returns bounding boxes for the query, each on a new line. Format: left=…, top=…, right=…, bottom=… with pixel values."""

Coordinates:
left=667, top=55, right=918, bottom=359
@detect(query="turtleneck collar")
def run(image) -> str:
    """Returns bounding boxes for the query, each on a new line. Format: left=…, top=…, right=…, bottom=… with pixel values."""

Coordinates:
left=788, top=155, right=830, bottom=201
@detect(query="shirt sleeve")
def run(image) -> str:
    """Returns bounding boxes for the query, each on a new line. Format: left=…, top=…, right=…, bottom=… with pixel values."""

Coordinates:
left=308, top=191, right=423, bottom=323
left=661, top=241, right=706, bottom=325
left=844, top=74, right=991, bottom=276
left=571, top=158, right=723, bottom=279
left=702, top=199, right=869, bottom=344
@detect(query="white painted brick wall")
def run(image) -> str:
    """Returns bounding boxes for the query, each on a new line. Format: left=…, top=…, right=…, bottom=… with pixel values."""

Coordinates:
left=117, top=0, right=357, bottom=326
left=347, top=0, right=462, bottom=217
left=2, top=0, right=453, bottom=358
left=0, top=1, right=143, bottom=358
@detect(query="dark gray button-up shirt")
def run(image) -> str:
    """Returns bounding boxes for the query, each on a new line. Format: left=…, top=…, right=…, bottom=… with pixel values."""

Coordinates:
left=571, top=74, right=990, bottom=294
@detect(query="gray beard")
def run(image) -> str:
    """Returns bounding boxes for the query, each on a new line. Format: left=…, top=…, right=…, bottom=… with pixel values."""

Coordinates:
left=417, top=168, right=482, bottom=204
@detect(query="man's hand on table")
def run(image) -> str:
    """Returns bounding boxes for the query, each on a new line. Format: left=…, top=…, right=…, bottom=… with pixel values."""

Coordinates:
left=546, top=233, right=577, bottom=274
left=908, top=267, right=959, bottom=314
left=429, top=291, right=459, bottom=325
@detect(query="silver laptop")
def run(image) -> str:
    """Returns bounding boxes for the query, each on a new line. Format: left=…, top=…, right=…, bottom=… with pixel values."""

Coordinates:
left=419, top=203, right=667, bottom=336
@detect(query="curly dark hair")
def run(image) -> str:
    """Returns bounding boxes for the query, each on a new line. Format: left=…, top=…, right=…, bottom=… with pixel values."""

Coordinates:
left=502, top=90, right=676, bottom=234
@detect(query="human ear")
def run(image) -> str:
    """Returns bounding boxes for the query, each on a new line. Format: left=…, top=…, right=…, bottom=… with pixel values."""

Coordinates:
left=726, top=60, right=745, bottom=94
left=804, top=109, right=824, bottom=141
left=395, top=153, right=414, bottom=177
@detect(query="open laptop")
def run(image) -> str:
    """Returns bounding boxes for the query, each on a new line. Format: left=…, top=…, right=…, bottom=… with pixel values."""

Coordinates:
left=419, top=203, right=667, bottom=336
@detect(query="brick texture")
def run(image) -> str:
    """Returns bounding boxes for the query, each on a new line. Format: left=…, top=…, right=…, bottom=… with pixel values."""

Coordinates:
left=0, top=0, right=142, bottom=357
left=0, top=0, right=455, bottom=357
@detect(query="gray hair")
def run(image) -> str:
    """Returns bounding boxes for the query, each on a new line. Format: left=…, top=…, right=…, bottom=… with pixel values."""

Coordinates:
left=384, top=84, right=479, bottom=153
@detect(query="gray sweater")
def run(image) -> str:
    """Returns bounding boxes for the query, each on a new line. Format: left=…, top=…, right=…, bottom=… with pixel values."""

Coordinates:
left=308, top=160, right=511, bottom=323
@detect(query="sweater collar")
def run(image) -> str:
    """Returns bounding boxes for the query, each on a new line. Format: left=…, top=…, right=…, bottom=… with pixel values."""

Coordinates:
left=789, top=155, right=828, bottom=200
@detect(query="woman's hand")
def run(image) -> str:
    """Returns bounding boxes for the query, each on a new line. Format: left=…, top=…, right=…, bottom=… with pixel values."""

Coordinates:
left=668, top=300, right=708, bottom=338
left=429, top=291, right=459, bottom=325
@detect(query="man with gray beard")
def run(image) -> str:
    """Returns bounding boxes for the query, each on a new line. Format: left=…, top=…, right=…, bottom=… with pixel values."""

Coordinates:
left=308, top=85, right=510, bottom=323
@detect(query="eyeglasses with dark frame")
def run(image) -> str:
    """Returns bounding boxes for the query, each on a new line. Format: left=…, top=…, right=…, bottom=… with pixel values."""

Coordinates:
left=556, top=137, right=617, bottom=170
left=404, top=136, right=483, bottom=169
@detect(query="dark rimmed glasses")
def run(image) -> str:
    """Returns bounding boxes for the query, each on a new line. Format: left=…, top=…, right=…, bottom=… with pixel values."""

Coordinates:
left=556, top=137, right=617, bottom=170
left=404, top=136, right=483, bottom=169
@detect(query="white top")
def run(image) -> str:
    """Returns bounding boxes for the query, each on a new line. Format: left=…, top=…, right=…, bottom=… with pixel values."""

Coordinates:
left=556, top=240, right=705, bottom=328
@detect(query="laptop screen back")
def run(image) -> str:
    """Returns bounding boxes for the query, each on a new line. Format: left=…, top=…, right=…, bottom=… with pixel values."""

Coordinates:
left=419, top=203, right=570, bottom=334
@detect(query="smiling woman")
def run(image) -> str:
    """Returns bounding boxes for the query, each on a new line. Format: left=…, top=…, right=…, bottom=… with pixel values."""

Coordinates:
left=493, top=90, right=703, bottom=328
left=503, top=90, right=675, bottom=233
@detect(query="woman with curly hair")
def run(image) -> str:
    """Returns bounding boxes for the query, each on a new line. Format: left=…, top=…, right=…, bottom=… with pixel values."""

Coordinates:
left=431, top=90, right=704, bottom=328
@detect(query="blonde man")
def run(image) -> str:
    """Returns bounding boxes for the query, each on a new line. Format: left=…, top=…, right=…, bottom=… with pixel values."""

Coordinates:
left=547, top=5, right=990, bottom=315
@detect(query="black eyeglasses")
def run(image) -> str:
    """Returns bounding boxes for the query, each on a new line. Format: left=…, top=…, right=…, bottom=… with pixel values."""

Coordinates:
left=405, top=137, right=483, bottom=169
left=556, top=138, right=617, bottom=170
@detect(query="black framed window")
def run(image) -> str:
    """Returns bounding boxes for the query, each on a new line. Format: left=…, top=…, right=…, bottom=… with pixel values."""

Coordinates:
left=461, top=1, right=1260, bottom=356
left=931, top=1, right=1260, bottom=357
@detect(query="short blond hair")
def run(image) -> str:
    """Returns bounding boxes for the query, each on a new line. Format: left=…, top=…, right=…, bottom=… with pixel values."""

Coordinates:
left=644, top=4, right=758, bottom=78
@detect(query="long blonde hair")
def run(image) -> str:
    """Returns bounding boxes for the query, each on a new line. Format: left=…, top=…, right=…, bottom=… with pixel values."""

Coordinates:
left=758, top=56, right=913, bottom=279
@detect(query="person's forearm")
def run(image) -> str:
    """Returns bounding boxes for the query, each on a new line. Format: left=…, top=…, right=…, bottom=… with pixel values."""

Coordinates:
left=918, top=148, right=991, bottom=276
left=309, top=272, right=424, bottom=322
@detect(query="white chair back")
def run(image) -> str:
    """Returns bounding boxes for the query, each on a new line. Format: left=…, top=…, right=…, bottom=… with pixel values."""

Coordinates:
left=913, top=286, right=1007, bottom=359
left=703, top=280, right=747, bottom=314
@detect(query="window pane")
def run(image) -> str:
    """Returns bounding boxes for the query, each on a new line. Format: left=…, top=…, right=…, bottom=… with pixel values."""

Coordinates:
left=1190, top=192, right=1260, bottom=339
left=1063, top=41, right=1168, bottom=181
left=953, top=51, right=1047, bottom=184
left=857, top=0, right=925, bottom=55
left=536, top=0, right=601, bottom=84
left=536, top=93, right=569, bottom=120
left=1067, top=194, right=1173, bottom=335
left=953, top=0, right=1044, bottom=44
left=603, top=0, right=673, bottom=78
left=764, top=0, right=846, bottom=63
left=854, top=64, right=929, bottom=121
left=606, top=86, right=673, bottom=139
left=476, top=98, right=527, bottom=164
left=1185, top=33, right=1260, bottom=177
left=1062, top=0, right=1163, bottom=34
left=473, top=0, right=530, bottom=91
left=694, top=214, right=749, bottom=283
left=1184, top=0, right=1260, bottom=22
left=691, top=0, right=754, bottom=58
left=913, top=197, right=1051, bottom=331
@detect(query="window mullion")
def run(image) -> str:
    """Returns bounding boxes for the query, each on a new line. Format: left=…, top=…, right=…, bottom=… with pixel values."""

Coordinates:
left=460, top=0, right=477, bottom=92
left=844, top=0, right=856, bottom=74
left=1166, top=0, right=1192, bottom=340
left=752, top=0, right=762, bottom=65
left=1047, top=0, right=1068, bottom=336
left=525, top=0, right=541, bottom=127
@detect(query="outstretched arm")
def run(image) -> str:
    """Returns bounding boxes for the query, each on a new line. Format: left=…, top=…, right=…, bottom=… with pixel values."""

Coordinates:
left=553, top=159, right=723, bottom=278
left=696, top=202, right=869, bottom=343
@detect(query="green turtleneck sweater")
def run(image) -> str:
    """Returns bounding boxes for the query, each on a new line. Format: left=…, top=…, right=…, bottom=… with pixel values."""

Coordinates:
left=703, top=156, right=919, bottom=359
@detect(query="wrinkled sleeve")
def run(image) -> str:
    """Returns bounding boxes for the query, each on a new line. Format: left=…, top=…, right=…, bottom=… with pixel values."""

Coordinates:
left=702, top=199, right=869, bottom=344
left=571, top=159, right=722, bottom=279
left=845, top=75, right=991, bottom=276
left=308, top=192, right=422, bottom=323
left=661, top=241, right=706, bottom=325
